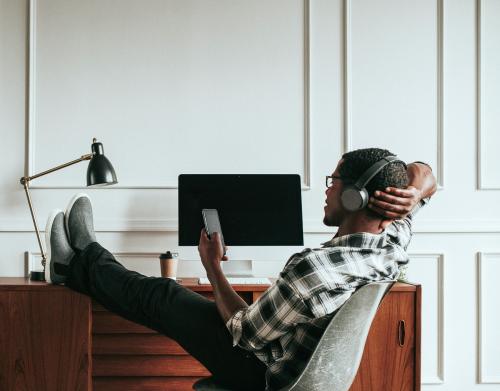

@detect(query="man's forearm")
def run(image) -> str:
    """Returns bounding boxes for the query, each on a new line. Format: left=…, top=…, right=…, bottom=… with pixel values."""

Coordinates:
left=407, top=162, right=437, bottom=199
left=207, top=265, right=248, bottom=323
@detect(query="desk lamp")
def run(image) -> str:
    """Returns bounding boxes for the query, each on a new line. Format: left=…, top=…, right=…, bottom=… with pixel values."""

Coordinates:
left=20, top=138, right=118, bottom=281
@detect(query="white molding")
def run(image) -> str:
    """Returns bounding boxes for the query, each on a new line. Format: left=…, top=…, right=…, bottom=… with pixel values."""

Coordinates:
left=26, top=251, right=139, bottom=272
left=477, top=252, right=500, bottom=383
left=408, top=253, right=445, bottom=384
left=304, top=219, right=500, bottom=234
left=423, top=376, right=444, bottom=385
left=26, top=250, right=200, bottom=276
left=436, top=0, right=444, bottom=189
left=476, top=0, right=487, bottom=191
left=476, top=0, right=500, bottom=190
left=342, top=0, right=444, bottom=190
left=28, top=0, right=37, bottom=178
left=342, top=0, right=352, bottom=154
left=8, top=219, right=178, bottom=233
left=27, top=0, right=311, bottom=190
left=95, top=219, right=179, bottom=232
left=412, top=219, right=500, bottom=233
left=303, top=0, right=311, bottom=189
left=25, top=252, right=40, bottom=275
left=476, top=0, right=481, bottom=190
left=7, top=218, right=500, bottom=233
left=20, top=184, right=313, bottom=191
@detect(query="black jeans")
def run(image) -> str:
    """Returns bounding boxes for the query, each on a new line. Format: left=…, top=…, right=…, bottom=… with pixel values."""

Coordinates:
left=66, top=242, right=267, bottom=391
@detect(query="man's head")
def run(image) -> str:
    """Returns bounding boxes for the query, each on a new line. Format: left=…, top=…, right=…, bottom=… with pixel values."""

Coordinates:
left=323, top=148, right=408, bottom=227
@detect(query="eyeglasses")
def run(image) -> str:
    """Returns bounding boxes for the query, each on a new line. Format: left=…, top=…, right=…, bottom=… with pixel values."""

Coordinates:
left=325, top=175, right=343, bottom=188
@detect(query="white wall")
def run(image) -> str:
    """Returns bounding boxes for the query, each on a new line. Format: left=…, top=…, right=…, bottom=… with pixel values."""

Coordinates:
left=1, top=0, right=499, bottom=390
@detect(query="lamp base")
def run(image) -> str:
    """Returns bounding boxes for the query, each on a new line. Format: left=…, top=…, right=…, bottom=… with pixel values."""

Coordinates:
left=30, top=270, right=46, bottom=281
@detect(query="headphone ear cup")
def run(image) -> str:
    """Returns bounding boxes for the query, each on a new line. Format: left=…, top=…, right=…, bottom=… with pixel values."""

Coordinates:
left=341, top=186, right=366, bottom=212
left=358, top=188, right=370, bottom=209
left=341, top=187, right=370, bottom=211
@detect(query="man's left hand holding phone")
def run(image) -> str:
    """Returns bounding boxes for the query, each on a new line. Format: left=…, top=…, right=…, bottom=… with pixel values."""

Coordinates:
left=198, top=209, right=229, bottom=275
left=198, top=210, right=249, bottom=323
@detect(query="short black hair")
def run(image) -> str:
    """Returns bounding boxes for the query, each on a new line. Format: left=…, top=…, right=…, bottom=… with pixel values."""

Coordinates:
left=339, top=148, right=408, bottom=197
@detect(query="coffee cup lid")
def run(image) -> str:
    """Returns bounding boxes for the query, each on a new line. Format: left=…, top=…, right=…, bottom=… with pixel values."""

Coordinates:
left=160, top=251, right=178, bottom=259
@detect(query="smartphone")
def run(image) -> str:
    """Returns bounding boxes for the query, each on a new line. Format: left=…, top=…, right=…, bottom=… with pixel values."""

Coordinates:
left=202, top=209, right=226, bottom=253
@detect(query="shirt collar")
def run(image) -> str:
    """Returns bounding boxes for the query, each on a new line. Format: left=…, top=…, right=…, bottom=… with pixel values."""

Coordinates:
left=321, top=231, right=387, bottom=249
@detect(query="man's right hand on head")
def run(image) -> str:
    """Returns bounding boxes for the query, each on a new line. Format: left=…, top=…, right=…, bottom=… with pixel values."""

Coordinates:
left=367, top=186, right=422, bottom=220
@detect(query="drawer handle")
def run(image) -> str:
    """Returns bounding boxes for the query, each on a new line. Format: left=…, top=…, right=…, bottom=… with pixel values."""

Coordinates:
left=398, top=320, right=406, bottom=347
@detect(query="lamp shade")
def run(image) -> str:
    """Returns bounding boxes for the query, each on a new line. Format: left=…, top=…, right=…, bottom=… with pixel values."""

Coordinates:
left=86, top=140, right=118, bottom=187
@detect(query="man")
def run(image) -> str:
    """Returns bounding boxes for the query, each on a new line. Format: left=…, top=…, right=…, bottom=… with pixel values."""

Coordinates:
left=45, top=148, right=436, bottom=391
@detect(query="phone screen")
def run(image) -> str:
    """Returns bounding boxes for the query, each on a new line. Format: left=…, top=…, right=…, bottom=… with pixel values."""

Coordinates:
left=202, top=209, right=226, bottom=252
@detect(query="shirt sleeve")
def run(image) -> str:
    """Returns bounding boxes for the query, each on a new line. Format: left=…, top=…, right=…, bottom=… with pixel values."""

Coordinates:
left=385, top=197, right=430, bottom=250
left=225, top=276, right=313, bottom=351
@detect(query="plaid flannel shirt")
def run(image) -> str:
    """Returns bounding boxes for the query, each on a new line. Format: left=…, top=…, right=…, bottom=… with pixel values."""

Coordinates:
left=226, top=198, right=429, bottom=390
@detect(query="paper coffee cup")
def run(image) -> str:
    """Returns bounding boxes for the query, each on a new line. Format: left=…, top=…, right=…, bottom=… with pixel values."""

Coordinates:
left=159, top=251, right=179, bottom=280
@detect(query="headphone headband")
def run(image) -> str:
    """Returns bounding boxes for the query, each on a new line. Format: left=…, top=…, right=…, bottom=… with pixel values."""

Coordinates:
left=353, top=155, right=400, bottom=189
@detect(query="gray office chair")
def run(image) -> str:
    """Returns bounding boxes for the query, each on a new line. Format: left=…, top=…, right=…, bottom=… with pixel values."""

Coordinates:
left=193, top=281, right=394, bottom=391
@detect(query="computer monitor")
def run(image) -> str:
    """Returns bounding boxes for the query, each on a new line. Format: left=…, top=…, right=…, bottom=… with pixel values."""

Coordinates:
left=178, top=174, right=303, bottom=246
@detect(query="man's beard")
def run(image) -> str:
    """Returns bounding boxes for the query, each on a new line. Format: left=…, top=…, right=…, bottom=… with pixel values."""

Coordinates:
left=323, top=213, right=335, bottom=227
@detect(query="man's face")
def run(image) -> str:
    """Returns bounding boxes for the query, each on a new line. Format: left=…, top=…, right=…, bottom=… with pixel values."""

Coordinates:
left=323, top=160, right=346, bottom=227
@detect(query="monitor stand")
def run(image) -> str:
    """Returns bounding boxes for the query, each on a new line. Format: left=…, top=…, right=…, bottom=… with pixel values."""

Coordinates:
left=221, top=259, right=254, bottom=277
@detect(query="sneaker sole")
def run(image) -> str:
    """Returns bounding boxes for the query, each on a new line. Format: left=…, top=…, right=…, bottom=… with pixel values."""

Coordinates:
left=64, top=193, right=92, bottom=243
left=44, top=209, right=64, bottom=284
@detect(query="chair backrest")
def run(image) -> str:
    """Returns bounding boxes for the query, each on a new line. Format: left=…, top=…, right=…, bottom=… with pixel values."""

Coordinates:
left=282, top=281, right=394, bottom=391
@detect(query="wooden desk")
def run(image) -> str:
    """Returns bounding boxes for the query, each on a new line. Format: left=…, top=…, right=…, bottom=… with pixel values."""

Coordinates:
left=91, top=278, right=270, bottom=390
left=0, top=278, right=91, bottom=391
left=0, top=278, right=420, bottom=391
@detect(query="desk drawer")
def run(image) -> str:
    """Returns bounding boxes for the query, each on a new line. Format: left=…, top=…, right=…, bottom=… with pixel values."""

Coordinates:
left=93, top=334, right=188, bottom=355
left=90, top=285, right=261, bottom=391
left=93, top=376, right=203, bottom=391
left=93, top=355, right=210, bottom=377
left=93, top=311, right=157, bottom=334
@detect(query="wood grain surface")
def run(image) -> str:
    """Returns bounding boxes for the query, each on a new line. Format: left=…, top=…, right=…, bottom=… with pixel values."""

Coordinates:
left=93, top=311, right=157, bottom=334
left=93, top=334, right=188, bottom=355
left=93, top=376, right=204, bottom=391
left=0, top=289, right=91, bottom=391
left=92, top=355, right=210, bottom=377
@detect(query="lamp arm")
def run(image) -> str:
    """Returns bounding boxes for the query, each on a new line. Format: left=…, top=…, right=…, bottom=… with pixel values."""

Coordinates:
left=20, top=153, right=93, bottom=185
left=22, top=181, right=47, bottom=268
left=19, top=152, right=93, bottom=277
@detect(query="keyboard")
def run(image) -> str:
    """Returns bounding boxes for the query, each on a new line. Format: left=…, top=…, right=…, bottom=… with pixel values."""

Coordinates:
left=198, top=277, right=272, bottom=285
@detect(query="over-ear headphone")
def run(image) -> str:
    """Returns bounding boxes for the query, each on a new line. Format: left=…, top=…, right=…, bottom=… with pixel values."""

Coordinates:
left=340, top=155, right=404, bottom=212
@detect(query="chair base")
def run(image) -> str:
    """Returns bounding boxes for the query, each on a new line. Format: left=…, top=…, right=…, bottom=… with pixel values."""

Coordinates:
left=192, top=377, right=234, bottom=391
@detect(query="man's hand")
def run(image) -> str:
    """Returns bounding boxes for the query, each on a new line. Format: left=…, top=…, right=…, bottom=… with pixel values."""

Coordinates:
left=197, top=229, right=247, bottom=322
left=368, top=186, right=422, bottom=224
left=198, top=229, right=228, bottom=275
left=368, top=161, right=436, bottom=229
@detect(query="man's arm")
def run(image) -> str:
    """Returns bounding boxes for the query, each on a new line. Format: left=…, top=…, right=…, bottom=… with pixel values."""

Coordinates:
left=368, top=161, right=437, bottom=220
left=198, top=229, right=313, bottom=350
left=197, top=229, right=248, bottom=323
left=208, top=264, right=248, bottom=323
left=407, top=161, right=438, bottom=199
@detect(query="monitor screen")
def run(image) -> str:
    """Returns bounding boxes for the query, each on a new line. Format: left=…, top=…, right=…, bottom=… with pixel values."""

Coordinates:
left=178, top=174, right=303, bottom=246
